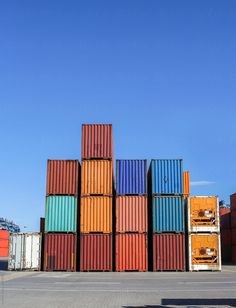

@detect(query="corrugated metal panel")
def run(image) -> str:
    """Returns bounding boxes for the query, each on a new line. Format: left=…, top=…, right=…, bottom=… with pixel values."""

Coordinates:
left=152, top=196, right=184, bottom=233
left=231, top=210, right=236, bottom=228
left=80, top=234, right=112, bottom=271
left=45, top=196, right=77, bottom=233
left=116, top=160, right=147, bottom=195
left=81, top=160, right=113, bottom=196
left=80, top=196, right=112, bottom=233
left=8, top=233, right=41, bottom=271
left=151, top=159, right=183, bottom=195
left=116, top=196, right=147, bottom=233
left=46, top=160, right=79, bottom=196
left=230, top=193, right=236, bottom=211
left=153, top=234, right=185, bottom=271
left=189, top=233, right=221, bottom=271
left=44, top=233, right=76, bottom=272
left=0, top=230, right=9, bottom=257
left=183, top=171, right=190, bottom=197
left=115, top=234, right=148, bottom=272
left=82, top=124, right=113, bottom=159
left=188, top=197, right=220, bottom=233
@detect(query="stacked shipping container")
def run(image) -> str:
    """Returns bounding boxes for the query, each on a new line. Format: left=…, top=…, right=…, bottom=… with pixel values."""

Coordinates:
left=80, top=124, right=113, bottom=271
left=149, top=159, right=186, bottom=271
left=0, top=230, right=9, bottom=270
left=230, top=194, right=236, bottom=263
left=187, top=196, right=221, bottom=271
left=44, top=160, right=79, bottom=271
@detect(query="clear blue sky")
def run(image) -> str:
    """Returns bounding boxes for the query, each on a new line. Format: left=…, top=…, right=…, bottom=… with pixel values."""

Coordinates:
left=1, top=1, right=235, bottom=231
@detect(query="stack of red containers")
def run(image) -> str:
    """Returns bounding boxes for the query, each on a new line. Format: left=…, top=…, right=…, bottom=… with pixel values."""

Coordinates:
left=220, top=204, right=231, bottom=263
left=230, top=194, right=236, bottom=263
left=44, top=160, right=79, bottom=271
left=80, top=124, right=113, bottom=271
left=115, top=160, right=148, bottom=271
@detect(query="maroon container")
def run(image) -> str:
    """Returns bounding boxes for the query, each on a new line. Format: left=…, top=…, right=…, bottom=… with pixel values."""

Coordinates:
left=153, top=234, right=186, bottom=271
left=80, top=234, right=112, bottom=271
left=231, top=210, right=236, bottom=229
left=232, top=245, right=236, bottom=263
left=221, top=229, right=232, bottom=246
left=82, top=124, right=113, bottom=159
left=231, top=228, right=236, bottom=245
left=44, top=234, right=77, bottom=272
left=46, top=160, right=79, bottom=196
left=220, top=207, right=231, bottom=217
left=230, top=193, right=236, bottom=211
left=40, top=217, right=45, bottom=233
left=221, top=213, right=231, bottom=229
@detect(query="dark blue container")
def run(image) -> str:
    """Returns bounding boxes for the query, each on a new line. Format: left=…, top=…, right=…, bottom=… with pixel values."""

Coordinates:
left=116, top=160, right=147, bottom=195
left=151, top=159, right=183, bottom=195
left=0, top=257, right=8, bottom=270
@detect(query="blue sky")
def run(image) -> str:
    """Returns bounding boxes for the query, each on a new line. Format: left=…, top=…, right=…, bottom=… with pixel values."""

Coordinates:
left=0, top=1, right=236, bottom=231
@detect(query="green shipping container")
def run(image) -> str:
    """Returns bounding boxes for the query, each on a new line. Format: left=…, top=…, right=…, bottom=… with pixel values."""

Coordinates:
left=45, top=196, right=77, bottom=232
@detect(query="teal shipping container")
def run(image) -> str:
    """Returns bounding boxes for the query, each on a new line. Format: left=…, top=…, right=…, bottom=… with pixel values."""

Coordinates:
left=150, top=159, right=183, bottom=195
left=45, top=196, right=77, bottom=233
left=152, top=196, right=184, bottom=233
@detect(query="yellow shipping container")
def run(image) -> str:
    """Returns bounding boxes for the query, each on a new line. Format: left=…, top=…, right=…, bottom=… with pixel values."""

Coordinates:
left=189, top=233, right=221, bottom=271
left=81, top=160, right=113, bottom=196
left=183, top=171, right=190, bottom=199
left=188, top=196, right=220, bottom=232
left=80, top=196, right=112, bottom=233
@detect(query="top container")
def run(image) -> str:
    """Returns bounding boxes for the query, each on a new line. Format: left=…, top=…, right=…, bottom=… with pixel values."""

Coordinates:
left=150, top=159, right=183, bottom=195
left=46, top=160, right=79, bottom=196
left=116, top=160, right=147, bottom=195
left=82, top=124, right=113, bottom=159
left=183, top=171, right=190, bottom=198
left=0, top=230, right=9, bottom=257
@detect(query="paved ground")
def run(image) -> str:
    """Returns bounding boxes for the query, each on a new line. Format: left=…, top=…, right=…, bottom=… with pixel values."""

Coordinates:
left=0, top=266, right=236, bottom=308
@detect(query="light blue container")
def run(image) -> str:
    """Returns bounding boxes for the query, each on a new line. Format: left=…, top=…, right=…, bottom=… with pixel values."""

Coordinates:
left=151, top=159, right=183, bottom=195
left=152, top=196, right=184, bottom=232
left=116, top=160, right=147, bottom=195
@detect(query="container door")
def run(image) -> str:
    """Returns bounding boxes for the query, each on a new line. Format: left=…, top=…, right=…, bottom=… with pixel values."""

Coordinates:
left=31, top=235, right=41, bottom=270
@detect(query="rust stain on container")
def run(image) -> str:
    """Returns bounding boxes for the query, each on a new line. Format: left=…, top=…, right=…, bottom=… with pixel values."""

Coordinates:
left=81, top=160, right=113, bottom=196
left=80, top=234, right=112, bottom=271
left=80, top=196, right=112, bottom=233
left=116, top=196, right=147, bottom=233
left=46, top=160, right=79, bottom=196
left=44, top=234, right=76, bottom=272
left=115, top=234, right=148, bottom=272
left=153, top=234, right=185, bottom=271
left=0, top=230, right=9, bottom=257
left=183, top=171, right=190, bottom=198
left=82, top=124, right=113, bottom=159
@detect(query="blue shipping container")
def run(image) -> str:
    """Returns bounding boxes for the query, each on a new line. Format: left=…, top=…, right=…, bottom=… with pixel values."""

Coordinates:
left=116, top=160, right=147, bottom=195
left=152, top=196, right=184, bottom=232
left=151, top=159, right=183, bottom=195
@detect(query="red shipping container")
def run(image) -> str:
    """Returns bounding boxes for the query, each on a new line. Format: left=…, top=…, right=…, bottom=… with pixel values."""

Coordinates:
left=221, top=213, right=231, bottom=229
left=115, top=234, right=148, bottom=272
left=82, top=124, right=113, bottom=159
left=153, top=234, right=185, bottom=271
left=0, top=230, right=9, bottom=257
left=231, top=210, right=236, bottom=229
left=80, top=234, right=112, bottom=271
left=231, top=228, right=236, bottom=245
left=232, top=245, right=236, bottom=263
left=221, top=229, right=232, bottom=246
left=219, top=207, right=230, bottom=216
left=230, top=193, right=236, bottom=211
left=221, top=245, right=232, bottom=263
left=46, top=160, right=79, bottom=196
left=116, top=196, right=148, bottom=233
left=44, top=234, right=76, bottom=272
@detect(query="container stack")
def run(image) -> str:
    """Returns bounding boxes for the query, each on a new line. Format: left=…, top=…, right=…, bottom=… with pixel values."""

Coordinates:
left=187, top=196, right=221, bottom=271
left=44, top=160, right=79, bottom=272
left=183, top=171, right=190, bottom=201
left=220, top=205, right=231, bottom=263
left=230, top=193, right=236, bottom=263
left=149, top=159, right=186, bottom=271
left=115, top=160, right=148, bottom=272
left=80, top=124, right=113, bottom=271
left=0, top=230, right=9, bottom=270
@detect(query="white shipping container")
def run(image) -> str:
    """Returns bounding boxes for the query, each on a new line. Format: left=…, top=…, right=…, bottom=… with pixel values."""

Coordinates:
left=8, top=233, right=41, bottom=271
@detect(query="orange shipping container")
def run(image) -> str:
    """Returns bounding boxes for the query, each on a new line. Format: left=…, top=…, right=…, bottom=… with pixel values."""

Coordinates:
left=116, top=196, right=147, bottom=233
left=115, top=234, right=148, bottom=272
left=80, top=196, right=112, bottom=233
left=189, top=233, right=221, bottom=271
left=188, top=196, right=220, bottom=232
left=0, top=230, right=9, bottom=257
left=81, top=160, right=113, bottom=196
left=183, top=171, right=190, bottom=198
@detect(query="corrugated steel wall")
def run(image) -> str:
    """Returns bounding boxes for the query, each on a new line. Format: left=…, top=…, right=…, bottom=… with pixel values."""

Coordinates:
left=153, top=234, right=185, bottom=271
left=80, top=234, right=112, bottom=271
left=152, top=196, right=184, bottom=233
left=115, top=234, right=148, bottom=271
left=82, top=124, right=113, bottom=159
left=81, top=160, right=113, bottom=195
left=80, top=196, right=112, bottom=233
left=116, top=196, right=147, bottom=233
left=183, top=171, right=190, bottom=197
left=0, top=230, right=9, bottom=257
left=46, top=160, right=79, bottom=196
left=45, top=196, right=77, bottom=233
left=116, top=160, right=147, bottom=195
left=44, top=234, right=76, bottom=272
left=151, top=159, right=183, bottom=195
